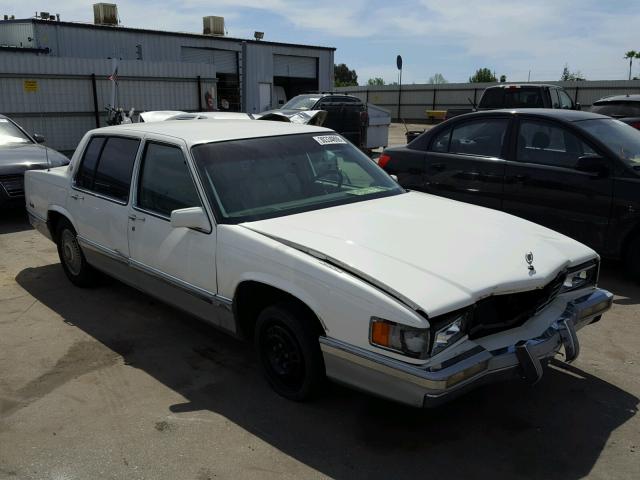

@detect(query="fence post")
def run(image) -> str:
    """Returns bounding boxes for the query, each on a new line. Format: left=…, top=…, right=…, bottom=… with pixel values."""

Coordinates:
left=91, top=74, right=100, bottom=128
left=197, top=75, right=203, bottom=111
left=432, top=88, right=437, bottom=110
left=473, top=88, right=478, bottom=107
left=574, top=84, right=580, bottom=105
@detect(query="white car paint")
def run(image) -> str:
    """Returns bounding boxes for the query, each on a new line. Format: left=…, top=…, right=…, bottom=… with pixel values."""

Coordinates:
left=24, top=119, right=611, bottom=405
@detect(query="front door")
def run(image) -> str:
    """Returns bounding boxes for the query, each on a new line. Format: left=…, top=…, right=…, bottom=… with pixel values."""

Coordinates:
left=127, top=139, right=218, bottom=300
left=502, top=117, right=613, bottom=250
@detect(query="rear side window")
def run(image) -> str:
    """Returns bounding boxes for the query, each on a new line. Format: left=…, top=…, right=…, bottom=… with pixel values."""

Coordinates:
left=479, top=89, right=503, bottom=108
left=591, top=102, right=640, bottom=117
left=75, top=137, right=105, bottom=190
left=75, top=136, right=140, bottom=202
left=449, top=119, right=508, bottom=158
left=558, top=90, right=574, bottom=109
left=137, top=143, right=201, bottom=218
left=429, top=128, right=451, bottom=152
left=550, top=88, right=560, bottom=108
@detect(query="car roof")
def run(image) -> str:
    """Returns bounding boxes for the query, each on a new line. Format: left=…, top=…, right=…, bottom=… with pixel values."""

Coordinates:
left=594, top=94, right=640, bottom=103
left=89, top=119, right=331, bottom=146
left=456, top=108, right=607, bottom=122
left=485, top=83, right=559, bottom=89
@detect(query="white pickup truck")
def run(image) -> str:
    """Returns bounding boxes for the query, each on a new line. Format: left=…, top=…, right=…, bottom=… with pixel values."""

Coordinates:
left=25, top=120, right=613, bottom=407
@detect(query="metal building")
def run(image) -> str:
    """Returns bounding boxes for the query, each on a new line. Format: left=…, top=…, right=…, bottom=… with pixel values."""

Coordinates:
left=0, top=5, right=335, bottom=139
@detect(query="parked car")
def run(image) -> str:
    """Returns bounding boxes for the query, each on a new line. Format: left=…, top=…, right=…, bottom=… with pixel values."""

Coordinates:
left=260, top=93, right=367, bottom=147
left=25, top=120, right=612, bottom=407
left=590, top=94, right=640, bottom=130
left=0, top=114, right=69, bottom=208
left=380, top=108, right=640, bottom=276
left=445, top=84, right=580, bottom=120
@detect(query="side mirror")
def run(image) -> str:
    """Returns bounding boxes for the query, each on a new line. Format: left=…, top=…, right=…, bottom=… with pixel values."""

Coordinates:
left=576, top=155, right=608, bottom=177
left=170, top=207, right=210, bottom=231
left=33, top=134, right=45, bottom=143
left=390, top=174, right=399, bottom=182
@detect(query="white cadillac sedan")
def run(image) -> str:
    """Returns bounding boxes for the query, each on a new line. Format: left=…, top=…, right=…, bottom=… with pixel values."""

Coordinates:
left=25, top=120, right=613, bottom=407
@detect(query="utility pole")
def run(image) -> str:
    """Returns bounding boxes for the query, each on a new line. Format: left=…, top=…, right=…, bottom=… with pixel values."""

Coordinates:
left=396, top=55, right=403, bottom=122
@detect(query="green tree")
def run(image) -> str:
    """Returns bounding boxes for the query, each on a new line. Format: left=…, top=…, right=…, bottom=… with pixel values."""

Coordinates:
left=624, top=51, right=639, bottom=81
left=427, top=73, right=448, bottom=84
left=560, top=64, right=585, bottom=81
left=367, top=77, right=385, bottom=86
left=469, top=68, right=497, bottom=83
left=334, top=63, right=358, bottom=87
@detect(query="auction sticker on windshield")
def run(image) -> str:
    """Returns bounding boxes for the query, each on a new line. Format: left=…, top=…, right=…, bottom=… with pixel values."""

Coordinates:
left=313, top=135, right=347, bottom=145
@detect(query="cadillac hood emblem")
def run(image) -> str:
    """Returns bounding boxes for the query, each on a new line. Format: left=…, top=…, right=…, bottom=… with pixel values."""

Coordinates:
left=525, top=252, right=535, bottom=271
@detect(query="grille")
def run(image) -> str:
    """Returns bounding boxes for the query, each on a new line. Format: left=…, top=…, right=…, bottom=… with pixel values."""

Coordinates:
left=0, top=175, right=24, bottom=197
left=468, top=271, right=566, bottom=339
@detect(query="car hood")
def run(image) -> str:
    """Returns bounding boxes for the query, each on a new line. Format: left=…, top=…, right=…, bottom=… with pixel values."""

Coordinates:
left=0, top=143, right=69, bottom=175
left=242, top=191, right=597, bottom=317
left=256, top=109, right=327, bottom=126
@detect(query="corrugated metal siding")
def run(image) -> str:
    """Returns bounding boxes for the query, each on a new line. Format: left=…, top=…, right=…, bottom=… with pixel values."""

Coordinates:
left=273, top=54, right=316, bottom=78
left=337, top=81, right=640, bottom=120
left=181, top=47, right=238, bottom=74
left=0, top=22, right=34, bottom=47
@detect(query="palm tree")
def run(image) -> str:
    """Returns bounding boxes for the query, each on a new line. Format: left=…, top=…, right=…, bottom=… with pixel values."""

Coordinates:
left=625, top=50, right=638, bottom=80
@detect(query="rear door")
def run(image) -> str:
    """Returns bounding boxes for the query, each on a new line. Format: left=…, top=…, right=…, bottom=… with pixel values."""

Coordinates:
left=502, top=116, right=613, bottom=250
left=421, top=116, right=509, bottom=209
left=67, top=135, right=141, bottom=260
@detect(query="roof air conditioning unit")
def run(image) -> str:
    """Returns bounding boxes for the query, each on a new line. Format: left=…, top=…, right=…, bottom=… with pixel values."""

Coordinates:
left=203, top=16, right=225, bottom=36
left=39, top=12, right=50, bottom=19
left=93, top=3, right=118, bottom=26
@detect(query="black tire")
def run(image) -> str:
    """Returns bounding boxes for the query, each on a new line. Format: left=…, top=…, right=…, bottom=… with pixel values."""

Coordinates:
left=55, top=219, right=98, bottom=287
left=255, top=302, right=325, bottom=401
left=625, top=234, right=640, bottom=281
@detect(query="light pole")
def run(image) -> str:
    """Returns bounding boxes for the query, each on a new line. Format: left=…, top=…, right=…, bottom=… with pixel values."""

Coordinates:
left=396, top=55, right=403, bottom=121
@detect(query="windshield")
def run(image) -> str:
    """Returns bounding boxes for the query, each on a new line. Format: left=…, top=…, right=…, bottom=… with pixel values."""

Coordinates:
left=281, top=96, right=321, bottom=111
left=591, top=102, right=640, bottom=118
left=0, top=118, right=32, bottom=146
left=578, top=118, right=640, bottom=167
left=191, top=133, right=404, bottom=223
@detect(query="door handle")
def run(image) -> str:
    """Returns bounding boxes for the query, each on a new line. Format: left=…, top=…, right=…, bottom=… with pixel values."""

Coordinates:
left=128, top=214, right=145, bottom=222
left=431, top=163, right=446, bottom=171
left=70, top=193, right=84, bottom=200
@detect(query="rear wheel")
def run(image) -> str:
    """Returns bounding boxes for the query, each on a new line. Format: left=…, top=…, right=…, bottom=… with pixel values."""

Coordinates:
left=255, top=302, right=325, bottom=401
left=56, top=219, right=97, bottom=287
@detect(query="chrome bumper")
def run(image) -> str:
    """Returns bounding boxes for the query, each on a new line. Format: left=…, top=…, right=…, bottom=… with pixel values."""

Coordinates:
left=320, top=288, right=613, bottom=408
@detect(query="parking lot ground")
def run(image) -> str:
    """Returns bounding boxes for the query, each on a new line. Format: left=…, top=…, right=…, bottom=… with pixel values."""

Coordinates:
left=0, top=208, right=638, bottom=480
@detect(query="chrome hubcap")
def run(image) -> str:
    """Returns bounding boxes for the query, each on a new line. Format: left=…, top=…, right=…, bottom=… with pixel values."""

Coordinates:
left=61, top=230, right=82, bottom=276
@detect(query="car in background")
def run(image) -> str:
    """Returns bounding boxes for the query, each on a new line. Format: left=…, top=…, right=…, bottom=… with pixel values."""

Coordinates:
left=0, top=114, right=69, bottom=209
left=380, top=109, right=640, bottom=277
left=260, top=93, right=367, bottom=147
left=590, top=95, right=640, bottom=130
left=445, top=84, right=580, bottom=120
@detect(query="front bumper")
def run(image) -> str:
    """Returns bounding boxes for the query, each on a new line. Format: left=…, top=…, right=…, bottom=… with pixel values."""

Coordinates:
left=320, top=288, right=613, bottom=407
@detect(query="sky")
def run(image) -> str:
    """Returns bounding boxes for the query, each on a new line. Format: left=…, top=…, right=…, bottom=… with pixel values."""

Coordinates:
left=4, top=0, right=640, bottom=84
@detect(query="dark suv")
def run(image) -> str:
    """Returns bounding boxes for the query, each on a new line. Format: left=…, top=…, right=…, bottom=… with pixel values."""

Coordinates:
left=591, top=95, right=640, bottom=130
left=380, top=109, right=640, bottom=277
left=261, top=93, right=367, bottom=147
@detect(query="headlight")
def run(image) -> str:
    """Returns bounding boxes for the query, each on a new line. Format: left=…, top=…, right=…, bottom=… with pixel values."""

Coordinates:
left=370, top=317, right=430, bottom=359
left=562, top=260, right=599, bottom=293
left=431, top=308, right=470, bottom=356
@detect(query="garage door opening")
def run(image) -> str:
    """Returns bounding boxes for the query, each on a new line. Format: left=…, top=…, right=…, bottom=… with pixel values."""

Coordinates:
left=273, top=54, right=318, bottom=105
left=273, top=76, right=319, bottom=104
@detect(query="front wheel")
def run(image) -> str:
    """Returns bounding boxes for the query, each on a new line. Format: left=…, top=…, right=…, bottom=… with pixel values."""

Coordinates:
left=56, top=220, right=98, bottom=287
left=255, top=302, right=325, bottom=401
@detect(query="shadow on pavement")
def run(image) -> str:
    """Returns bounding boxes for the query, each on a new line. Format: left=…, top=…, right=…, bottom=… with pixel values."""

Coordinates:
left=0, top=208, right=31, bottom=235
left=15, top=264, right=638, bottom=480
left=599, top=260, right=640, bottom=306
